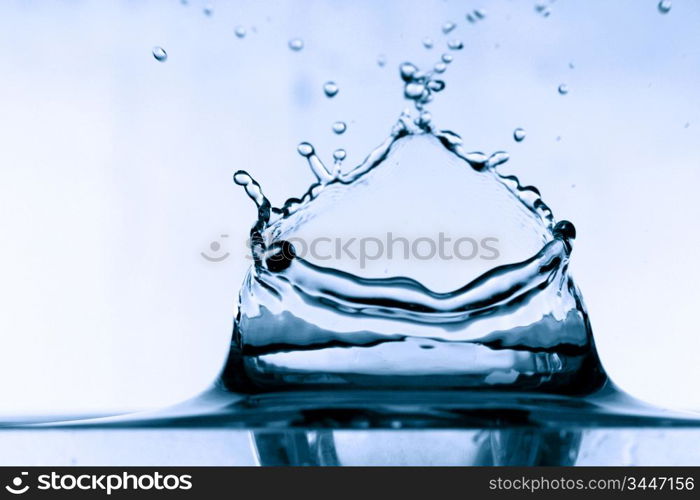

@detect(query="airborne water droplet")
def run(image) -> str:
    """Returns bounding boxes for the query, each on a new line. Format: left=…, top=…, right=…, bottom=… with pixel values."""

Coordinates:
left=658, top=0, right=672, bottom=14
left=442, top=21, right=456, bottom=34
left=152, top=46, right=167, bottom=62
left=323, top=81, right=339, bottom=98
left=535, top=2, right=552, bottom=17
left=288, top=38, right=304, bottom=51
left=441, top=53, right=453, bottom=64
left=513, top=128, right=527, bottom=142
left=235, top=26, right=247, bottom=38
left=474, top=9, right=486, bottom=19
left=447, top=39, right=464, bottom=51
left=332, top=121, right=347, bottom=134
left=203, top=4, right=213, bottom=16
left=434, top=62, right=447, bottom=73
left=400, top=62, right=419, bottom=81
left=427, top=80, right=445, bottom=92
left=422, top=37, right=434, bottom=49
left=333, top=149, right=346, bottom=162
left=558, top=83, right=569, bottom=95
left=377, top=55, right=387, bottom=67
left=297, top=142, right=314, bottom=157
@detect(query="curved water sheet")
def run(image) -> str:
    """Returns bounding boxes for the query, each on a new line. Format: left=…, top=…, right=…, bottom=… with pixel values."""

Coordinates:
left=223, top=113, right=606, bottom=395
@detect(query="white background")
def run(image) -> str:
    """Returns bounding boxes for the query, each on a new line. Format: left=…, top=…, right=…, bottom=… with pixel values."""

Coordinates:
left=0, top=0, right=698, bottom=416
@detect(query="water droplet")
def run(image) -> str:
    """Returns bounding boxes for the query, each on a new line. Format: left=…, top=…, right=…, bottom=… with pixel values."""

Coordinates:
left=442, top=21, right=456, bottom=34
left=684, top=122, right=690, bottom=129
left=404, top=82, right=427, bottom=100
left=447, top=39, right=464, bottom=51
left=658, top=0, right=672, bottom=14
left=553, top=220, right=576, bottom=241
left=297, top=142, right=314, bottom=157
left=487, top=151, right=510, bottom=169
left=427, top=80, right=445, bottom=92
left=558, top=83, right=569, bottom=95
left=466, top=13, right=476, bottom=23
left=400, top=62, right=419, bottom=81
left=416, top=110, right=432, bottom=128
left=203, top=4, right=213, bottom=16
left=513, top=128, right=527, bottom=142
left=333, top=149, right=347, bottom=162
left=323, top=81, right=339, bottom=98
left=569, top=62, right=575, bottom=69
left=152, top=46, right=167, bottom=62
left=377, top=55, right=387, bottom=67
left=474, top=9, right=487, bottom=19
left=332, top=121, right=347, bottom=134
left=288, top=38, right=304, bottom=51
left=434, top=62, right=447, bottom=73
left=535, top=2, right=552, bottom=17
left=441, top=53, right=453, bottom=64
left=235, top=26, right=247, bottom=38
left=422, top=37, right=434, bottom=49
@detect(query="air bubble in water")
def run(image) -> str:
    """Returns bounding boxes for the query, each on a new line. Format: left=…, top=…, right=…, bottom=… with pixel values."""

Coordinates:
left=442, top=22, right=456, bottom=34
left=288, top=38, right=304, bottom=51
left=323, top=81, right=339, bottom=98
left=658, top=0, right=672, bottom=14
left=235, top=26, right=247, bottom=38
left=447, top=39, right=464, bottom=50
left=332, top=121, right=347, bottom=134
left=152, top=46, right=167, bottom=62
left=422, top=37, right=434, bottom=49
left=513, top=128, right=527, bottom=142
left=558, top=84, right=569, bottom=95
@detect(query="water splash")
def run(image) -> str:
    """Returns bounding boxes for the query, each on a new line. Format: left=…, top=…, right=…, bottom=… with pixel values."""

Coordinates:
left=152, top=46, right=167, bottom=62
left=224, top=58, right=605, bottom=394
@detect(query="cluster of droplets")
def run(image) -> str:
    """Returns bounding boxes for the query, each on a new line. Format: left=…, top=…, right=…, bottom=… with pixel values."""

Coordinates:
left=400, top=62, right=446, bottom=116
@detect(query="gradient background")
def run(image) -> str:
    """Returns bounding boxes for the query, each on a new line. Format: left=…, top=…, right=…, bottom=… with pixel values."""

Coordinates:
left=0, top=0, right=699, bottom=417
